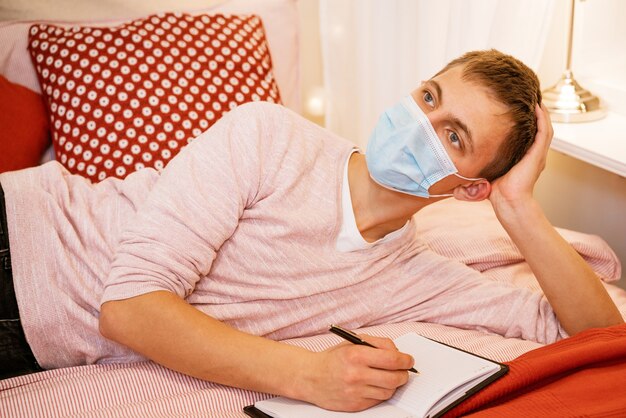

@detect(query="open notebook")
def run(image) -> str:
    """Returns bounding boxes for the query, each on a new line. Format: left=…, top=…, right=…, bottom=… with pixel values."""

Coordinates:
left=244, top=332, right=508, bottom=418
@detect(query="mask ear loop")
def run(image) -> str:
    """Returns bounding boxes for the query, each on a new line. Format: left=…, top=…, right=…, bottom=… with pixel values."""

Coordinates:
left=455, top=173, right=485, bottom=182
left=427, top=192, right=454, bottom=198
left=426, top=173, right=486, bottom=198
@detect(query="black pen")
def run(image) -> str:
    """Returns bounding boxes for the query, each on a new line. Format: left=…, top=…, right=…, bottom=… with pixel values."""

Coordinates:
left=329, top=324, right=419, bottom=374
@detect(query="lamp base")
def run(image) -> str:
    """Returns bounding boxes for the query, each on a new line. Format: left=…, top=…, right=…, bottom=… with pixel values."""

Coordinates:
left=542, top=69, right=606, bottom=123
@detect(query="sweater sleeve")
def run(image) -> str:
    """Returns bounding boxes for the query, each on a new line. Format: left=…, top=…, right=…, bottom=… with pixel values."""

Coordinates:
left=380, top=249, right=569, bottom=345
left=102, top=102, right=280, bottom=303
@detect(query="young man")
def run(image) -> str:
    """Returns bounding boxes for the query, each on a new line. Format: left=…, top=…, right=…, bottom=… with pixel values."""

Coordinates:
left=0, top=50, right=622, bottom=411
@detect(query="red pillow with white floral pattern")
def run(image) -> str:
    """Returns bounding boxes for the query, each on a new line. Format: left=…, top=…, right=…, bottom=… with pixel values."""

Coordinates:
left=28, top=13, right=281, bottom=182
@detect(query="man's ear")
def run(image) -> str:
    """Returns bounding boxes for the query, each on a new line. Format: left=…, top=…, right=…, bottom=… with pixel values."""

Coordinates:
left=452, top=180, right=491, bottom=202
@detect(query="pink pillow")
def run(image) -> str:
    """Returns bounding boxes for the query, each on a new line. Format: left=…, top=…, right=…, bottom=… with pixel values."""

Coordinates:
left=0, top=75, right=50, bottom=173
left=28, top=12, right=282, bottom=182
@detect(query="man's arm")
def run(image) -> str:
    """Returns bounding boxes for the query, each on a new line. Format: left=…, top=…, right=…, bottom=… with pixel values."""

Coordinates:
left=99, top=291, right=414, bottom=412
left=489, top=104, right=623, bottom=335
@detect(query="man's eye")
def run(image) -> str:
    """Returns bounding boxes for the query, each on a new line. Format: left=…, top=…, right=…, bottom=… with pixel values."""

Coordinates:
left=449, top=131, right=462, bottom=148
left=423, top=91, right=434, bottom=105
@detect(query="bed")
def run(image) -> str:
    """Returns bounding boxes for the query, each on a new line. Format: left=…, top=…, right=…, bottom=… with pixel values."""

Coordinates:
left=1, top=0, right=625, bottom=416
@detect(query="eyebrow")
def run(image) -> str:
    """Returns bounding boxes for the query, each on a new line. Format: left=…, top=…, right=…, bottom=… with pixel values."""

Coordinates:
left=426, top=79, right=474, bottom=153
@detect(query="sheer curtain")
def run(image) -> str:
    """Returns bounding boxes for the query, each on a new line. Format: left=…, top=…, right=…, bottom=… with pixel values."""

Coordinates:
left=319, top=0, right=556, bottom=148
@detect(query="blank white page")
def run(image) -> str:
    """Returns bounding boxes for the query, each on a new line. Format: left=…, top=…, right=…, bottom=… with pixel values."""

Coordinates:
left=254, top=396, right=411, bottom=418
left=388, top=333, right=500, bottom=417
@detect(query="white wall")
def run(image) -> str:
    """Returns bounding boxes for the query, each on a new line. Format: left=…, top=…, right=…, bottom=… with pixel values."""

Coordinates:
left=573, top=0, right=626, bottom=117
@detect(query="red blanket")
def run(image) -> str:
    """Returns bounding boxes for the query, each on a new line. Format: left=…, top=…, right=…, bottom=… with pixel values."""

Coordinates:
left=445, top=323, right=626, bottom=417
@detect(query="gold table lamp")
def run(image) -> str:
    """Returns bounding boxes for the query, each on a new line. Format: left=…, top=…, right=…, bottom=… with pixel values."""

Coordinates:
left=542, top=0, right=606, bottom=122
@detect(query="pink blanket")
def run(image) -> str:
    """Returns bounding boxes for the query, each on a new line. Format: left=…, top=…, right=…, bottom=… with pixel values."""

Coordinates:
left=414, top=199, right=621, bottom=282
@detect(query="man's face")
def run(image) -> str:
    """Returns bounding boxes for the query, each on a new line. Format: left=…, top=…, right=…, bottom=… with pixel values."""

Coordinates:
left=410, top=65, right=513, bottom=194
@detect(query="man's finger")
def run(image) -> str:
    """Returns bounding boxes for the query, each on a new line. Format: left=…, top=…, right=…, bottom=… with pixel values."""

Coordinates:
left=360, top=335, right=397, bottom=351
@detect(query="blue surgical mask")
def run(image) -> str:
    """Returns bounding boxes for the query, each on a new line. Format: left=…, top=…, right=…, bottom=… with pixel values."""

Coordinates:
left=365, top=95, right=481, bottom=198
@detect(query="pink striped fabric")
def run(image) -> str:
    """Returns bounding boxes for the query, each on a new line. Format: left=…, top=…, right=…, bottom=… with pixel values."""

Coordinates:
left=413, top=198, right=622, bottom=282
left=0, top=321, right=542, bottom=417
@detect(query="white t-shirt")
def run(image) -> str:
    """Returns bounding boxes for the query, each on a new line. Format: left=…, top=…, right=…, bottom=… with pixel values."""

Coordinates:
left=336, top=150, right=410, bottom=252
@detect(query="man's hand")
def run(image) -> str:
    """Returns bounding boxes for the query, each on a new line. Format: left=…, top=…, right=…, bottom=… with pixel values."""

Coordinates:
left=488, top=103, right=553, bottom=213
left=299, top=335, right=414, bottom=411
left=480, top=103, right=623, bottom=335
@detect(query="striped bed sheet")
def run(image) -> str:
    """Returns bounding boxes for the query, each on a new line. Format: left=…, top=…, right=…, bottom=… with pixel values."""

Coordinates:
left=0, top=322, right=543, bottom=417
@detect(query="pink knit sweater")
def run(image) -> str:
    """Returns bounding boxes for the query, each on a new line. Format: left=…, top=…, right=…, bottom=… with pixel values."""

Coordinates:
left=0, top=102, right=565, bottom=369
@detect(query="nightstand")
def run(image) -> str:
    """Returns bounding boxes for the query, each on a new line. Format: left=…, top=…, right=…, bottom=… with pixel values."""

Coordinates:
left=551, top=112, right=626, bottom=178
